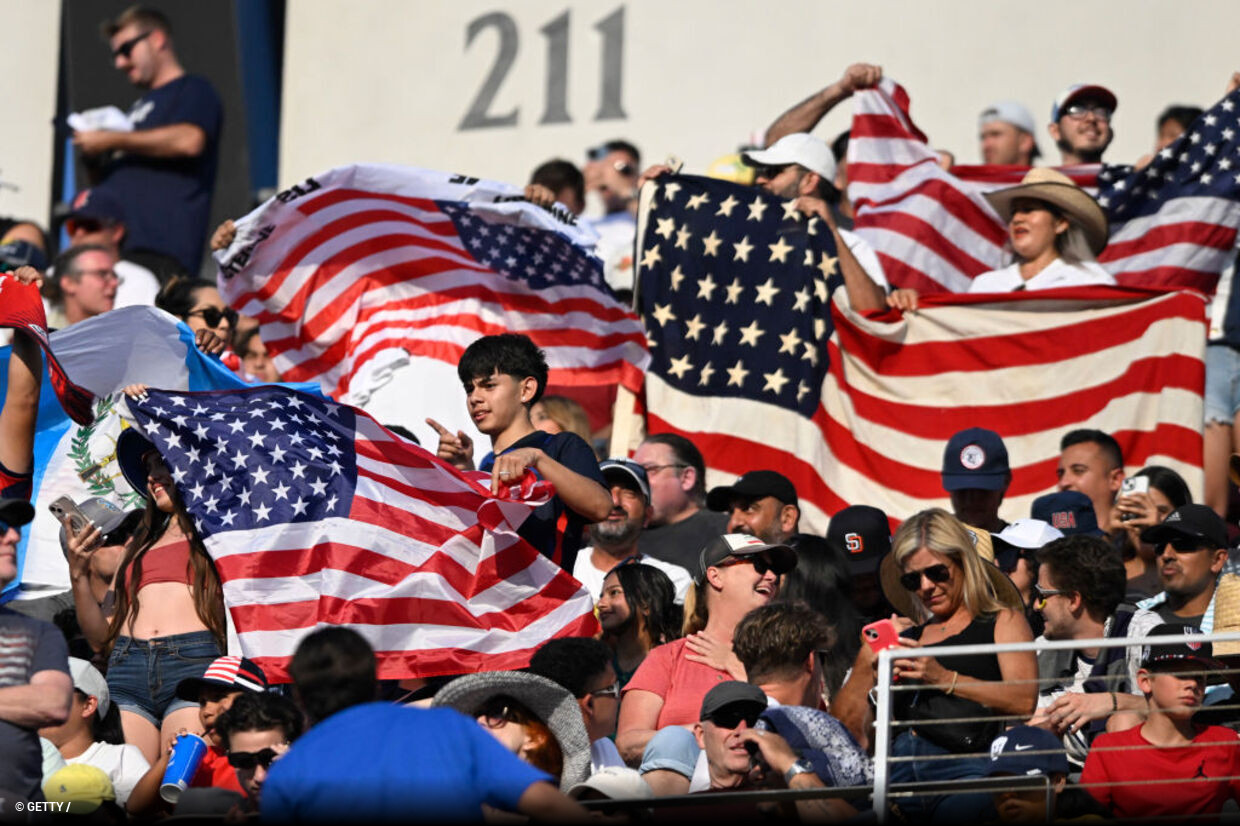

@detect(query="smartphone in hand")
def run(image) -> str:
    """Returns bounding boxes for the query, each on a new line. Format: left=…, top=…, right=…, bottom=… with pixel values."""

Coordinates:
left=48, top=496, right=92, bottom=537
left=862, top=619, right=901, bottom=654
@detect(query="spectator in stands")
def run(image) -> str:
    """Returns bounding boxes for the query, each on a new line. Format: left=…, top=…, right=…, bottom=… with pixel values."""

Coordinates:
left=582, top=139, right=640, bottom=295
left=38, top=658, right=147, bottom=807
left=63, top=422, right=226, bottom=765
left=154, top=277, right=233, bottom=355
left=977, top=101, right=1040, bottom=165
left=78, top=5, right=223, bottom=273
left=0, top=496, right=73, bottom=800
left=43, top=244, right=119, bottom=329
left=880, top=508, right=1036, bottom=822
left=616, top=534, right=794, bottom=765
left=828, top=504, right=894, bottom=624
left=732, top=602, right=832, bottom=709
left=63, top=501, right=141, bottom=652
left=127, top=656, right=269, bottom=813
left=941, top=427, right=1011, bottom=533
left=1048, top=84, right=1116, bottom=165
left=1081, top=625, right=1240, bottom=820
left=263, top=628, right=588, bottom=820
left=1056, top=428, right=1126, bottom=536
left=984, top=725, right=1104, bottom=823
left=434, top=670, right=593, bottom=790
left=1112, top=465, right=1193, bottom=600
left=530, top=395, right=592, bottom=444
left=429, top=333, right=611, bottom=572
left=62, top=188, right=161, bottom=307
left=211, top=691, right=302, bottom=812
left=529, top=637, right=626, bottom=772
left=0, top=220, right=50, bottom=268
left=633, top=433, right=727, bottom=575
left=529, top=159, right=585, bottom=216
left=235, top=328, right=281, bottom=383
left=778, top=533, right=862, bottom=698
left=991, top=518, right=1063, bottom=615
left=1031, top=489, right=1104, bottom=537
left=1029, top=534, right=1137, bottom=766
left=598, top=562, right=682, bottom=686
left=707, top=470, right=800, bottom=546
left=1125, top=505, right=1234, bottom=681
left=575, top=459, right=692, bottom=603
left=42, top=764, right=123, bottom=818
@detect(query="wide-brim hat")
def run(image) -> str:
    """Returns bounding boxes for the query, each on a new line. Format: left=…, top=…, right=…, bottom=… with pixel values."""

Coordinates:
left=116, top=428, right=158, bottom=498
left=878, top=528, right=1022, bottom=621
left=432, top=670, right=592, bottom=792
left=983, top=167, right=1109, bottom=256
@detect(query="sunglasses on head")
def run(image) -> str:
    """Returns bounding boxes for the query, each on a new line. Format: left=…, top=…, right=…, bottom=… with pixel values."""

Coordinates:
left=706, top=706, right=762, bottom=730
left=187, top=306, right=238, bottom=329
left=112, top=30, right=152, bottom=59
left=717, top=554, right=784, bottom=576
left=899, top=563, right=952, bottom=592
left=227, top=747, right=283, bottom=771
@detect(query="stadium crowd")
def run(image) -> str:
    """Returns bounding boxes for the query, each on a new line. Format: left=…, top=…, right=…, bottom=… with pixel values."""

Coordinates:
left=4, top=4, right=1240, bottom=823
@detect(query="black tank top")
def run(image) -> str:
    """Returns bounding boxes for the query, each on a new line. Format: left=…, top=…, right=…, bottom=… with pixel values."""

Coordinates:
left=904, top=613, right=1002, bottom=682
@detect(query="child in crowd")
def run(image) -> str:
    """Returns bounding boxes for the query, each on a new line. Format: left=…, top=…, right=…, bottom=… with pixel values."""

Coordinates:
left=214, top=690, right=304, bottom=812
left=1081, top=624, right=1240, bottom=819
left=428, top=333, right=611, bottom=571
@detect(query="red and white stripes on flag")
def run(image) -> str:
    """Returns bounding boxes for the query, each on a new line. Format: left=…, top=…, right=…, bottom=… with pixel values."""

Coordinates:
left=646, top=288, right=1205, bottom=532
left=213, top=164, right=648, bottom=406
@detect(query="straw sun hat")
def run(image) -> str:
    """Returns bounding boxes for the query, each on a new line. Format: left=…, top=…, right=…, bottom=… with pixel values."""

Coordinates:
left=983, top=167, right=1109, bottom=256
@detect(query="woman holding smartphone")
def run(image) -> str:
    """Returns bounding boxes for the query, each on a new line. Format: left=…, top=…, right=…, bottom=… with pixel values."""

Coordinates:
left=62, top=393, right=225, bottom=765
left=1111, top=466, right=1193, bottom=600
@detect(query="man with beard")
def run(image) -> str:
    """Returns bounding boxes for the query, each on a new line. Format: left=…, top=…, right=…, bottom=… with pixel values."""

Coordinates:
left=572, top=459, right=692, bottom=603
left=1049, top=84, right=1117, bottom=165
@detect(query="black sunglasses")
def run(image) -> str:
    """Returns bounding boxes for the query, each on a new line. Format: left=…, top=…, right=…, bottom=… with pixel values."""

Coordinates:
left=112, top=30, right=152, bottom=59
left=717, top=554, right=786, bottom=577
left=706, top=707, right=762, bottom=729
left=187, top=306, right=238, bottom=329
left=0, top=519, right=17, bottom=536
left=227, top=747, right=282, bottom=771
left=754, top=163, right=792, bottom=180
left=100, top=524, right=136, bottom=547
left=1161, top=537, right=1213, bottom=554
left=899, top=563, right=952, bottom=591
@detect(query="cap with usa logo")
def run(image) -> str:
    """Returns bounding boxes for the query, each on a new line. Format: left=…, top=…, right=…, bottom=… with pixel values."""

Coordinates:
left=1141, top=623, right=1225, bottom=673
left=175, top=655, right=269, bottom=701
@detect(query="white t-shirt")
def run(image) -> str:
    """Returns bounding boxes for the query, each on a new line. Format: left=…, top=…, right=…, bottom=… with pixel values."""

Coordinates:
left=968, top=258, right=1115, bottom=293
left=113, top=260, right=161, bottom=308
left=67, top=741, right=151, bottom=806
left=584, top=211, right=637, bottom=292
left=572, top=550, right=692, bottom=604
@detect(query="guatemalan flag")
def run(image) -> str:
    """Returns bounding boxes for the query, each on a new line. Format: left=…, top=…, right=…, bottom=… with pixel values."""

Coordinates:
left=0, top=304, right=323, bottom=601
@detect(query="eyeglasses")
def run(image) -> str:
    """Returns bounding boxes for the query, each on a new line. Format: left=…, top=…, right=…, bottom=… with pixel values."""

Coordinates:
left=640, top=463, right=686, bottom=476
left=186, top=306, right=238, bottom=329
left=589, top=680, right=621, bottom=700
left=1033, top=584, right=1067, bottom=609
left=112, top=30, right=152, bottom=60
left=1161, top=538, right=1213, bottom=554
left=716, top=554, right=785, bottom=577
left=0, top=518, right=18, bottom=537
left=705, top=707, right=762, bottom=730
left=71, top=268, right=120, bottom=283
left=899, top=563, right=952, bottom=592
left=1062, top=104, right=1112, bottom=122
left=227, top=746, right=284, bottom=771
left=65, top=218, right=115, bottom=236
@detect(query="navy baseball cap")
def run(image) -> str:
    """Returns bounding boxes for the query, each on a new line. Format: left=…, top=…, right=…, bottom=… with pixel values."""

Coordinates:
left=67, top=187, right=127, bottom=226
left=1141, top=623, right=1225, bottom=673
left=986, top=725, right=1070, bottom=777
left=1030, top=490, right=1102, bottom=536
left=599, top=458, right=650, bottom=501
left=941, top=428, right=1009, bottom=492
left=707, top=470, right=798, bottom=511
left=0, top=239, right=47, bottom=272
left=826, top=505, right=891, bottom=577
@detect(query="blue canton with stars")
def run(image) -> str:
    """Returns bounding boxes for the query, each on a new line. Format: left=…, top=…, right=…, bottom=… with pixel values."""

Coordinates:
left=127, top=388, right=356, bottom=539
left=437, top=201, right=609, bottom=293
left=636, top=174, right=842, bottom=417
left=1096, top=87, right=1240, bottom=223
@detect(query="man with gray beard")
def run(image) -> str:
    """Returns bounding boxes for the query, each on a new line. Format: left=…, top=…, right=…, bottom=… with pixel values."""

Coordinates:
left=571, top=459, right=692, bottom=604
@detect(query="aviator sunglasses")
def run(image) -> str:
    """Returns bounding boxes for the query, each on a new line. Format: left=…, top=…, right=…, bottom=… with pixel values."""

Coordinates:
left=899, top=563, right=952, bottom=591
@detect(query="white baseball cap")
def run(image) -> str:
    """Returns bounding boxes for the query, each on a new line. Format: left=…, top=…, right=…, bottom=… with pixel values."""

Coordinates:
left=994, top=518, right=1063, bottom=550
left=978, top=101, right=1037, bottom=135
left=741, top=133, right=837, bottom=184
left=69, top=658, right=110, bottom=717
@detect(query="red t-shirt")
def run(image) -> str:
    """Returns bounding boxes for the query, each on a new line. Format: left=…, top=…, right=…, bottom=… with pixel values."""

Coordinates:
left=190, top=744, right=246, bottom=795
left=1081, top=724, right=1240, bottom=820
left=622, top=638, right=732, bottom=728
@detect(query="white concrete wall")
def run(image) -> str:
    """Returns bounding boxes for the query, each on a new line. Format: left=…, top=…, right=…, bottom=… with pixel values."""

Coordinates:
left=280, top=0, right=1240, bottom=190
left=0, top=0, right=63, bottom=224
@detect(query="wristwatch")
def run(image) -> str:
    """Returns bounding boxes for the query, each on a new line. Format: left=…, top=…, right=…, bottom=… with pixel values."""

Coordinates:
left=784, top=758, right=815, bottom=785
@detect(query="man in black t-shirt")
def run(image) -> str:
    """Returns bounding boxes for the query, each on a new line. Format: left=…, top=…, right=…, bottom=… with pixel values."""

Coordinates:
left=74, top=6, right=222, bottom=273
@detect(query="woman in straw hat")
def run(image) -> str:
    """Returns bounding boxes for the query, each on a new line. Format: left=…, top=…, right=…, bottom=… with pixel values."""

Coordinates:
left=887, top=167, right=1112, bottom=309
left=875, top=509, right=1036, bottom=822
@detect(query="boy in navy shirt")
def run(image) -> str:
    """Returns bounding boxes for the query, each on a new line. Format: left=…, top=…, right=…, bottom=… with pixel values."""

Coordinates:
left=429, top=334, right=611, bottom=571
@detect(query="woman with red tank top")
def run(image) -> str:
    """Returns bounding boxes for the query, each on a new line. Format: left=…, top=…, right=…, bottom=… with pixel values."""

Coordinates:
left=62, top=385, right=226, bottom=765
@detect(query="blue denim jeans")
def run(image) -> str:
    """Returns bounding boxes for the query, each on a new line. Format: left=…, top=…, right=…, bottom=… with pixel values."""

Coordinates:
left=888, top=730, right=996, bottom=823
left=106, top=631, right=221, bottom=726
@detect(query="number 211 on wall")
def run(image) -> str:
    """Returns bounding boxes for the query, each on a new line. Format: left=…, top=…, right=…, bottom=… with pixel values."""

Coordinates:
left=459, top=6, right=626, bottom=130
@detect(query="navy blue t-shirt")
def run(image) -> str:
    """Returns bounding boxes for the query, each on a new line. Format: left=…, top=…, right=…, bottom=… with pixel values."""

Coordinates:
left=100, top=74, right=222, bottom=273
left=479, top=430, right=605, bottom=572
left=261, top=703, right=551, bottom=822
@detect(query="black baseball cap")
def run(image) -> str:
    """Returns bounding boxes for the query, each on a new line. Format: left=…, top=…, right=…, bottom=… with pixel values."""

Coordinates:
left=1140, top=504, right=1228, bottom=550
left=697, top=533, right=797, bottom=578
left=826, top=505, right=891, bottom=577
left=707, top=470, right=798, bottom=511
left=0, top=498, right=35, bottom=528
left=699, top=680, right=767, bottom=722
left=941, top=428, right=1010, bottom=492
left=1141, top=623, right=1224, bottom=673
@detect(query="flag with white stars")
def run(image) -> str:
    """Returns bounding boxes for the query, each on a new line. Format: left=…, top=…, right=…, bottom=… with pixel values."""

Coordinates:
left=215, top=164, right=649, bottom=444
left=850, top=78, right=1240, bottom=295
left=124, top=386, right=599, bottom=683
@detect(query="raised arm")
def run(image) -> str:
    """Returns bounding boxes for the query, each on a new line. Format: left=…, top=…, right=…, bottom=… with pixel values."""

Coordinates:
left=766, top=63, right=882, bottom=146
left=0, top=267, right=46, bottom=480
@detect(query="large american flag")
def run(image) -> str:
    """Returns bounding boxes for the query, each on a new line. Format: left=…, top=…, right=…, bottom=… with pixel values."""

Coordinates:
left=848, top=79, right=1240, bottom=295
left=123, top=386, right=599, bottom=683
left=635, top=174, right=1206, bottom=531
left=213, top=164, right=648, bottom=420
